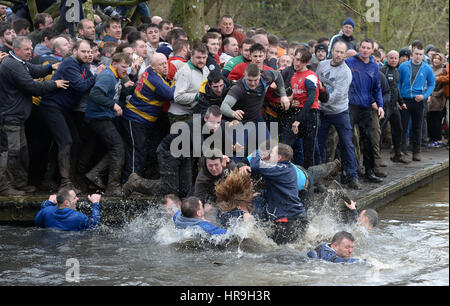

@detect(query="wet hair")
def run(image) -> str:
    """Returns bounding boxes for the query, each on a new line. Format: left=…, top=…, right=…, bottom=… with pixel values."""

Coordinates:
left=331, top=231, right=355, bottom=244
left=112, top=52, right=132, bottom=65
left=295, top=47, right=312, bottom=63
left=202, top=32, right=219, bottom=45
left=363, top=209, right=379, bottom=228
left=245, top=63, right=261, bottom=77
left=207, top=69, right=225, bottom=85
left=102, top=41, right=118, bottom=56
left=203, top=148, right=223, bottom=160
left=162, top=194, right=181, bottom=205
left=172, top=38, right=189, bottom=54
left=192, top=42, right=208, bottom=55
left=127, top=31, right=142, bottom=44
left=205, top=105, right=222, bottom=118
left=360, top=38, right=374, bottom=48
left=411, top=40, right=424, bottom=51
left=216, top=169, right=254, bottom=212
left=56, top=188, right=73, bottom=207
left=249, top=43, right=265, bottom=54
left=240, top=38, right=255, bottom=48
left=33, top=13, right=51, bottom=30
left=181, top=196, right=202, bottom=218
left=277, top=143, right=293, bottom=161
left=13, top=18, right=30, bottom=34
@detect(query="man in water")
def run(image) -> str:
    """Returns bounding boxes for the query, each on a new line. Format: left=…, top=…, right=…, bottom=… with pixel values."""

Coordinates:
left=344, top=200, right=379, bottom=229
left=308, top=231, right=360, bottom=263
left=35, top=188, right=101, bottom=231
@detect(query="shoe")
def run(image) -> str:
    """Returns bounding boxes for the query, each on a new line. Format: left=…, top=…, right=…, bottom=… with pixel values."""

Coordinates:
left=16, top=185, right=37, bottom=193
left=364, top=169, right=383, bottom=183
left=0, top=186, right=26, bottom=196
left=105, top=184, right=123, bottom=197
left=314, top=183, right=327, bottom=193
left=391, top=154, right=409, bottom=164
left=347, top=179, right=362, bottom=190
left=122, top=173, right=141, bottom=198
left=374, top=168, right=387, bottom=178
left=412, top=153, right=421, bottom=161
left=85, top=171, right=106, bottom=190
left=428, top=141, right=438, bottom=148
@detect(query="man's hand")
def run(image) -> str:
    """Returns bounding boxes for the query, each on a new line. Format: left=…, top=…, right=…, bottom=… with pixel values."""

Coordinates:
left=280, top=96, right=290, bottom=110
left=113, top=103, right=123, bottom=117
left=52, top=62, right=62, bottom=71
left=371, top=102, right=378, bottom=110
left=88, top=194, right=102, bottom=204
left=378, top=107, right=384, bottom=119
left=243, top=212, right=254, bottom=222
left=48, top=194, right=57, bottom=204
left=398, top=103, right=407, bottom=110
left=239, top=165, right=251, bottom=175
left=55, top=80, right=70, bottom=89
left=124, top=80, right=135, bottom=87
left=232, top=110, right=245, bottom=121
left=232, top=142, right=244, bottom=153
left=415, top=95, right=425, bottom=102
left=291, top=99, right=300, bottom=108
left=96, top=64, right=106, bottom=74
left=227, top=120, right=240, bottom=127
left=221, top=155, right=230, bottom=168
left=344, top=200, right=357, bottom=210
left=292, top=121, right=300, bottom=135
left=0, top=51, right=8, bottom=63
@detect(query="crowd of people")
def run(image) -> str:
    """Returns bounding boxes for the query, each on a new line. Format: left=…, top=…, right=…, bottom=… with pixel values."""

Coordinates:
left=0, top=4, right=448, bottom=255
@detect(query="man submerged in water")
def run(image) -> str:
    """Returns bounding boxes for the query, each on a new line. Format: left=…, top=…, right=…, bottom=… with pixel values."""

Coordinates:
left=307, top=231, right=360, bottom=263
left=344, top=200, right=379, bottom=229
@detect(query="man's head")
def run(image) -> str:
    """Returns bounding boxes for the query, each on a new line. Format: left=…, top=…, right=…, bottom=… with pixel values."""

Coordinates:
left=293, top=47, right=312, bottom=72
left=162, top=194, right=181, bottom=215
left=202, top=32, right=220, bottom=56
left=207, top=70, right=226, bottom=96
left=52, top=36, right=71, bottom=57
left=0, top=5, right=7, bottom=18
left=78, top=19, right=96, bottom=41
left=158, top=20, right=173, bottom=41
left=244, top=63, right=261, bottom=90
left=172, top=38, right=190, bottom=58
left=411, top=42, right=425, bottom=65
left=271, top=143, right=293, bottom=163
left=372, top=49, right=382, bottom=65
left=357, top=209, right=379, bottom=229
left=13, top=18, right=30, bottom=36
left=399, top=47, right=411, bottom=64
left=342, top=17, right=355, bottom=37
left=90, top=41, right=100, bottom=62
left=278, top=54, right=292, bottom=71
left=359, top=38, right=374, bottom=61
left=131, top=39, right=147, bottom=59
left=73, top=40, right=92, bottom=64
left=167, top=28, right=187, bottom=46
left=33, top=13, right=53, bottom=31
left=0, top=24, right=16, bottom=46
left=181, top=196, right=204, bottom=219
left=204, top=148, right=224, bottom=177
left=146, top=23, right=160, bottom=46
left=315, top=43, right=328, bottom=62
left=223, top=36, right=239, bottom=57
left=249, top=43, right=266, bottom=69
left=240, top=38, right=255, bottom=61
left=40, top=27, right=57, bottom=49
left=101, top=41, right=118, bottom=58
left=287, top=42, right=301, bottom=60
left=204, top=105, right=222, bottom=133
left=252, top=33, right=269, bottom=51
left=331, top=41, right=348, bottom=65
left=331, top=231, right=355, bottom=258
left=191, top=42, right=208, bottom=69
left=56, top=188, right=78, bottom=210
left=218, top=15, right=234, bottom=36
left=150, top=52, right=168, bottom=76
left=386, top=50, right=399, bottom=68
left=111, top=52, right=132, bottom=78
left=12, top=36, right=33, bottom=61
left=104, top=16, right=122, bottom=41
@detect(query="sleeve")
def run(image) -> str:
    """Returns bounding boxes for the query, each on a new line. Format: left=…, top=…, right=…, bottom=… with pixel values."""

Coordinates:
left=82, top=202, right=101, bottom=230
left=423, top=66, right=436, bottom=99
left=63, top=64, right=97, bottom=92
left=436, top=65, right=449, bottom=85
left=89, top=86, right=116, bottom=108
left=152, top=78, right=175, bottom=101
left=297, top=76, right=318, bottom=123
left=372, top=68, right=384, bottom=108
left=9, top=64, right=57, bottom=96
left=270, top=70, right=287, bottom=97
left=329, top=67, right=352, bottom=105
left=27, top=62, right=53, bottom=79
left=200, top=221, right=227, bottom=235
left=227, top=64, right=244, bottom=81
left=173, top=67, right=196, bottom=105
left=34, top=200, right=55, bottom=227
left=380, top=73, right=391, bottom=107
left=220, top=92, right=238, bottom=118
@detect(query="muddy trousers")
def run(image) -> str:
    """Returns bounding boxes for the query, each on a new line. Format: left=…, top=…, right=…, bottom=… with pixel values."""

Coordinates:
left=272, top=212, right=309, bottom=245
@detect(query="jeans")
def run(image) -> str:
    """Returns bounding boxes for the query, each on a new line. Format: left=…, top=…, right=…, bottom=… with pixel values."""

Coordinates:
left=349, top=104, right=375, bottom=172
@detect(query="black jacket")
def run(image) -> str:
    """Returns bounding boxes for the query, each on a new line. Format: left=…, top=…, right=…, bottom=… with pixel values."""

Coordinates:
left=380, top=64, right=404, bottom=109
left=0, top=53, right=57, bottom=125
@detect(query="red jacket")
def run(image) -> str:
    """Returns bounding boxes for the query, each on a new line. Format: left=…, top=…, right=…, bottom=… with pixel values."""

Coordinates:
left=227, top=62, right=273, bottom=81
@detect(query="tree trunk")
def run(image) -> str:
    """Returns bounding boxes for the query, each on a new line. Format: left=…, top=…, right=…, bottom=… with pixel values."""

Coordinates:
left=27, top=0, right=38, bottom=22
left=83, top=0, right=95, bottom=21
left=182, top=0, right=205, bottom=43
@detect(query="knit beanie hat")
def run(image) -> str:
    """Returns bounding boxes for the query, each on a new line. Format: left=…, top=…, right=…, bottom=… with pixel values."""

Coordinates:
left=343, top=17, right=355, bottom=28
left=315, top=43, right=328, bottom=55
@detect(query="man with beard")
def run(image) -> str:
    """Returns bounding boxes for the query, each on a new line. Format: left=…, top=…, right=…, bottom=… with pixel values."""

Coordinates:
left=220, top=36, right=239, bottom=66
left=167, top=38, right=190, bottom=81
left=84, top=53, right=133, bottom=197
left=0, top=23, right=16, bottom=53
left=39, top=40, right=105, bottom=193
left=222, top=38, right=255, bottom=78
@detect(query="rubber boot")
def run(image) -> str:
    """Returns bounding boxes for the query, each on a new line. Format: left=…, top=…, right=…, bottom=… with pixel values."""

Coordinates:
left=58, top=145, right=80, bottom=194
left=0, top=172, right=25, bottom=196
left=85, top=155, right=108, bottom=190
left=105, top=167, right=123, bottom=197
left=122, top=173, right=161, bottom=198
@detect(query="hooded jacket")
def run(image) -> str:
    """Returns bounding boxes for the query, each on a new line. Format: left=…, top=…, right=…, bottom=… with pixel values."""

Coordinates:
left=173, top=210, right=227, bottom=235
left=192, top=77, right=232, bottom=115
left=307, top=242, right=359, bottom=263
left=34, top=200, right=100, bottom=231
left=0, top=52, right=57, bottom=125
left=398, top=59, right=435, bottom=100
left=327, top=30, right=356, bottom=59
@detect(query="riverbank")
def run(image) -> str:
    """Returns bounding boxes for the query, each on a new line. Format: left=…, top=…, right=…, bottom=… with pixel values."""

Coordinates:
left=1, top=146, right=448, bottom=225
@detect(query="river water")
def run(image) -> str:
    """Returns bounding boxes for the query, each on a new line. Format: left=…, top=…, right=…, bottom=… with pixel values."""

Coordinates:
left=0, top=175, right=448, bottom=286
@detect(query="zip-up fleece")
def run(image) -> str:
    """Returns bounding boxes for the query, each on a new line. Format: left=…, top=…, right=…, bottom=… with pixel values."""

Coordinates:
left=398, top=59, right=435, bottom=100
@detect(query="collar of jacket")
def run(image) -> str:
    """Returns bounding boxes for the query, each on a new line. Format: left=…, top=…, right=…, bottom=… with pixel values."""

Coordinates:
left=354, top=53, right=376, bottom=64
left=109, top=64, right=119, bottom=78
left=9, top=50, right=27, bottom=64
left=187, top=60, right=204, bottom=72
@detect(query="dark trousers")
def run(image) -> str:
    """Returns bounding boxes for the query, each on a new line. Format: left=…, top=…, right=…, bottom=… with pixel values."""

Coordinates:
left=3, top=123, right=30, bottom=187
left=401, top=99, right=425, bottom=153
left=380, top=106, right=403, bottom=154
left=428, top=111, right=443, bottom=142
left=279, top=109, right=319, bottom=170
left=349, top=104, right=375, bottom=172
left=317, top=110, right=358, bottom=180
left=87, top=119, right=125, bottom=179
left=157, top=144, right=192, bottom=198
left=271, top=212, right=309, bottom=245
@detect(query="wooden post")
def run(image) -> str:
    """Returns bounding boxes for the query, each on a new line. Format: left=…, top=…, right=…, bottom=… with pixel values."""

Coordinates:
left=27, top=0, right=38, bottom=23
left=182, top=0, right=205, bottom=43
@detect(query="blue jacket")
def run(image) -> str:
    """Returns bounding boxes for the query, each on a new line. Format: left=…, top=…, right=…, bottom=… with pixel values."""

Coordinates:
left=345, top=54, right=383, bottom=108
left=34, top=200, right=101, bottom=231
left=85, top=66, right=121, bottom=121
left=307, top=242, right=359, bottom=263
left=123, top=66, right=174, bottom=127
left=173, top=211, right=227, bottom=235
left=398, top=60, right=435, bottom=100
left=248, top=151, right=305, bottom=221
left=40, top=56, right=97, bottom=111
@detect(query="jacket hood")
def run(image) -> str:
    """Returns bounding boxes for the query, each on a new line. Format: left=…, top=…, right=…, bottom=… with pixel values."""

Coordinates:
left=173, top=211, right=204, bottom=228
